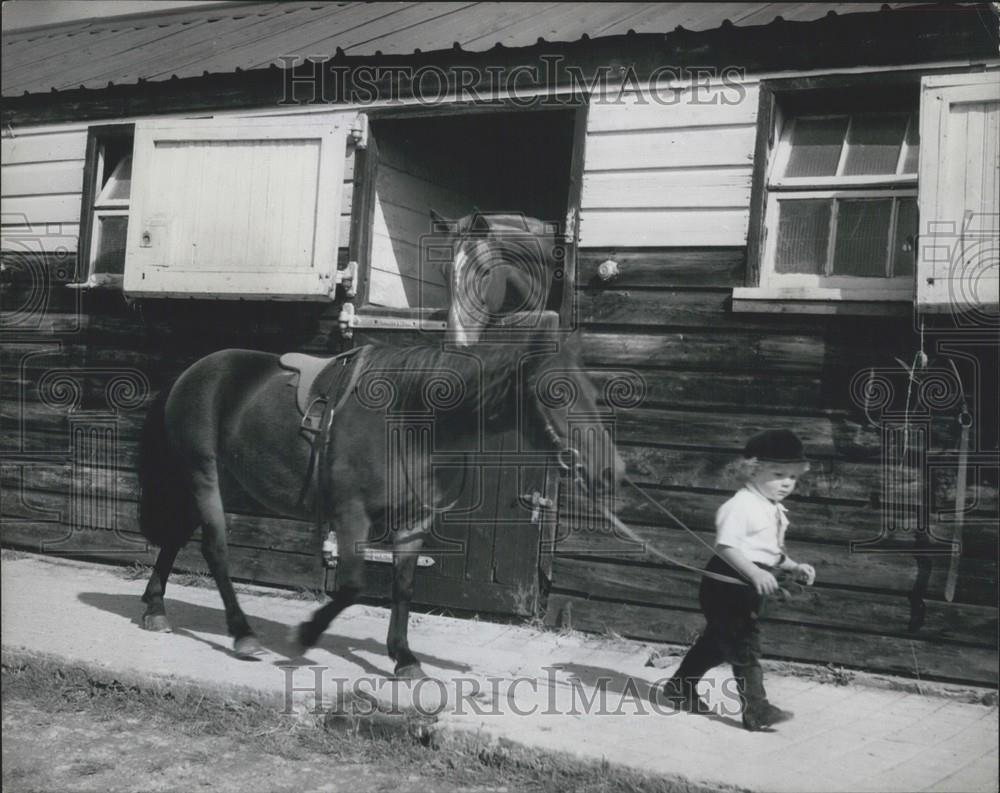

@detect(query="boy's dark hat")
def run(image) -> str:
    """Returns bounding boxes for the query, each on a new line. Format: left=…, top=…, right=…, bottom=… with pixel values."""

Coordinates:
left=743, top=429, right=807, bottom=463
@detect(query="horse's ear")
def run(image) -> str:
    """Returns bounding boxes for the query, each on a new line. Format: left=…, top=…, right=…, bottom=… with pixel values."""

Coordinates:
left=429, top=209, right=450, bottom=234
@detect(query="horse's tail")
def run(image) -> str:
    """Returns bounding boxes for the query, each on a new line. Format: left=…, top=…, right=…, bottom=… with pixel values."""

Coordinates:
left=138, top=383, right=193, bottom=549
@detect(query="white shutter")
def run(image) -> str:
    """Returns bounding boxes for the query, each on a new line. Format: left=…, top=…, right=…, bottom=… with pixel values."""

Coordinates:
left=917, top=73, right=1000, bottom=313
left=123, top=113, right=356, bottom=299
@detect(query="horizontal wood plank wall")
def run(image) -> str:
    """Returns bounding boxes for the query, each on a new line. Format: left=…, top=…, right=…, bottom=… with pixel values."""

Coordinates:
left=1, top=281, right=352, bottom=593
left=1, top=126, right=87, bottom=253
left=547, top=248, right=999, bottom=685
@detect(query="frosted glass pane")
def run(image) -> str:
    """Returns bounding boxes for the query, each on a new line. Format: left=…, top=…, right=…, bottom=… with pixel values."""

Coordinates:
left=832, top=199, right=892, bottom=277
left=104, top=156, right=132, bottom=201
left=893, top=198, right=917, bottom=277
left=94, top=216, right=128, bottom=275
left=843, top=114, right=908, bottom=175
left=774, top=199, right=831, bottom=274
left=784, top=117, right=848, bottom=178
left=901, top=114, right=920, bottom=175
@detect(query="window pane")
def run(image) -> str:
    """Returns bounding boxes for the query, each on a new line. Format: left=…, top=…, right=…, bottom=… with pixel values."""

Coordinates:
left=783, top=117, right=848, bottom=178
left=892, top=198, right=918, bottom=277
left=832, top=199, right=892, bottom=277
left=901, top=113, right=920, bottom=175
left=843, top=114, right=908, bottom=175
left=774, top=199, right=831, bottom=274
left=97, top=155, right=132, bottom=203
left=93, top=216, right=128, bottom=275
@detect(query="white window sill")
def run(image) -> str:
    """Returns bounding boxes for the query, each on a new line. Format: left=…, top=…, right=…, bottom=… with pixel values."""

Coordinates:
left=65, top=273, right=124, bottom=290
left=732, top=286, right=912, bottom=316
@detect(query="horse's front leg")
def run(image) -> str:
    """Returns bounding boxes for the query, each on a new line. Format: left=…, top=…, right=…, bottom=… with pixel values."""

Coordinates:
left=295, top=498, right=369, bottom=652
left=191, top=457, right=261, bottom=659
left=140, top=543, right=182, bottom=632
left=388, top=527, right=428, bottom=679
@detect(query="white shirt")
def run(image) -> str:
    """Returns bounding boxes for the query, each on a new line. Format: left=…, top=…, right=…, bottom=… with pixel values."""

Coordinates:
left=714, top=484, right=789, bottom=567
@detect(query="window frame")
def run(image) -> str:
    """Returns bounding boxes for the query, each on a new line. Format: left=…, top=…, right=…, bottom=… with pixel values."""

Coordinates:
left=739, top=72, right=927, bottom=314
left=76, top=123, right=134, bottom=288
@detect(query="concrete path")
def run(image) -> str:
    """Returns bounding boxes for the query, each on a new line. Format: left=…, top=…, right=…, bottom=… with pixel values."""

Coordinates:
left=2, top=554, right=997, bottom=793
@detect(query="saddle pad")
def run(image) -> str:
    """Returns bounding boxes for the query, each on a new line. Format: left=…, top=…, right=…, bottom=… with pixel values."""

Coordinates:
left=279, top=348, right=365, bottom=416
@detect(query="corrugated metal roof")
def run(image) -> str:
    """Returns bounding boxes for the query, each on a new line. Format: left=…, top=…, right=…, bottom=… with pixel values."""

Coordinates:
left=0, top=2, right=964, bottom=97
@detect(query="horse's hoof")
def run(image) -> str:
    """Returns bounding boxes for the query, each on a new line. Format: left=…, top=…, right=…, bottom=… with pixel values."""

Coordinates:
left=294, top=622, right=319, bottom=651
left=233, top=635, right=265, bottom=660
left=142, top=614, right=171, bottom=633
left=286, top=625, right=311, bottom=657
left=394, top=663, right=427, bottom=681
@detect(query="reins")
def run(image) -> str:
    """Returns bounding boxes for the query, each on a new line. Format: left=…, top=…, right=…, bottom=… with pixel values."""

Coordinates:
left=546, top=419, right=752, bottom=588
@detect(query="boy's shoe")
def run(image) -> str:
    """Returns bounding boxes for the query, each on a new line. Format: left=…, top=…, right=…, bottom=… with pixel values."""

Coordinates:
left=658, top=678, right=712, bottom=714
left=742, top=702, right=794, bottom=731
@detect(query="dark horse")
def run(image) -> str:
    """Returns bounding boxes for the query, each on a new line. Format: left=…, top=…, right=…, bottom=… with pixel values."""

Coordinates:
left=138, top=329, right=622, bottom=677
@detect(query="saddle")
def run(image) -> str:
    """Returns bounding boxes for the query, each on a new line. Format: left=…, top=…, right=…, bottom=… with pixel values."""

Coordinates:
left=279, top=348, right=366, bottom=433
left=279, top=346, right=370, bottom=540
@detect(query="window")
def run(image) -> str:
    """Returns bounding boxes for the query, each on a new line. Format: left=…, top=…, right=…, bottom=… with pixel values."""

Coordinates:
left=78, top=125, right=134, bottom=287
left=739, top=72, right=999, bottom=314
left=768, top=111, right=918, bottom=285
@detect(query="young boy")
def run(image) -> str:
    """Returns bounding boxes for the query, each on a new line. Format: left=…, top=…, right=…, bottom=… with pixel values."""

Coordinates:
left=661, top=429, right=816, bottom=731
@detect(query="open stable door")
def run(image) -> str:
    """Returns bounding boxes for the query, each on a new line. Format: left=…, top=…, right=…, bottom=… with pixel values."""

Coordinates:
left=336, top=105, right=582, bottom=617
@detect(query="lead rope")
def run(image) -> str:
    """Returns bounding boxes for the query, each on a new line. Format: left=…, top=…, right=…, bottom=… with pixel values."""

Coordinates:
left=602, top=476, right=752, bottom=587
left=547, top=425, right=752, bottom=588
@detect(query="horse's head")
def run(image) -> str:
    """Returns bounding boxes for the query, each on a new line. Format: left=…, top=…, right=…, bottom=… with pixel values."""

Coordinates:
left=522, top=331, right=625, bottom=496
left=431, top=210, right=561, bottom=346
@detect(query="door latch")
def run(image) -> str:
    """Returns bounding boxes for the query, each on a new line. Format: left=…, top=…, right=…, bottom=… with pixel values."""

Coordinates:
left=524, top=491, right=554, bottom=524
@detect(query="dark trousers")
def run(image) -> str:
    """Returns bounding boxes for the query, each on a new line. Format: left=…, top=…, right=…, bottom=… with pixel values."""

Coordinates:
left=673, top=555, right=770, bottom=712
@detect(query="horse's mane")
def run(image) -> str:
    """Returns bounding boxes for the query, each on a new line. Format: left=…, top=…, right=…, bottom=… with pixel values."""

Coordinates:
left=357, top=339, right=573, bottom=422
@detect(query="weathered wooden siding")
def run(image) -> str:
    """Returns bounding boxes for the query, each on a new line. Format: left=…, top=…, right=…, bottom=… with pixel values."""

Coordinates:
left=543, top=248, right=998, bottom=684
left=1, top=282, right=349, bottom=590
left=1, top=118, right=353, bottom=591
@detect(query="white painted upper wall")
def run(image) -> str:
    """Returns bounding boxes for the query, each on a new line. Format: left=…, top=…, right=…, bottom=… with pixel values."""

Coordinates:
left=3, top=58, right=996, bottom=257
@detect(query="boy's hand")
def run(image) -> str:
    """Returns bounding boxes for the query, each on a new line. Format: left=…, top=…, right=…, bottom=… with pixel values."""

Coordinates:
left=794, top=563, right=816, bottom=586
left=751, top=569, right=780, bottom=595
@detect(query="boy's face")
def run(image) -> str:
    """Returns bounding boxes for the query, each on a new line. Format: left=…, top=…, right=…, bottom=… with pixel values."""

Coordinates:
left=750, top=461, right=809, bottom=502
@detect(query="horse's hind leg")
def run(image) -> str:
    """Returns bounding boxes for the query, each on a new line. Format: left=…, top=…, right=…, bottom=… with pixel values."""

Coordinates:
left=387, top=527, right=429, bottom=679
left=141, top=542, right=183, bottom=632
left=191, top=456, right=262, bottom=659
left=294, top=498, right=369, bottom=652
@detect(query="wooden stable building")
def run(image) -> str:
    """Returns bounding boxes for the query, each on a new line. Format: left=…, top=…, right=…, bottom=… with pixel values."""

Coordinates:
left=2, top=2, right=998, bottom=685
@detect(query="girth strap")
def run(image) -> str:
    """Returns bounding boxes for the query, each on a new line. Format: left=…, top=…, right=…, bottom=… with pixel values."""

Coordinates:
left=294, top=346, right=371, bottom=523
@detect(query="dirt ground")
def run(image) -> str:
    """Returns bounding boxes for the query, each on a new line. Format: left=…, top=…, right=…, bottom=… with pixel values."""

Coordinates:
left=3, top=698, right=481, bottom=793
left=2, top=652, right=683, bottom=793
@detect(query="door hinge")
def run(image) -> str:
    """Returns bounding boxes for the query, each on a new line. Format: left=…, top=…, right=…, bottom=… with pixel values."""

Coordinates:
left=333, top=260, right=358, bottom=298
left=338, top=301, right=356, bottom=339
left=350, top=114, right=368, bottom=149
